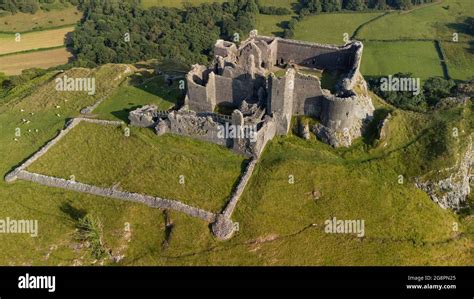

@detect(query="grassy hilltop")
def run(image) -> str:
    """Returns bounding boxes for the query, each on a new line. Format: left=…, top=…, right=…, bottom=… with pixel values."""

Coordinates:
left=0, top=63, right=471, bottom=265
left=0, top=0, right=471, bottom=266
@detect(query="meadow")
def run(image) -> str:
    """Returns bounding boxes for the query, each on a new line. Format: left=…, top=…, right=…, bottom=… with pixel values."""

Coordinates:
left=442, top=41, right=474, bottom=81
left=356, top=0, right=474, bottom=42
left=255, top=14, right=293, bottom=37
left=360, top=41, right=445, bottom=81
left=293, top=12, right=383, bottom=45
left=26, top=122, right=246, bottom=212
left=0, top=5, right=81, bottom=33
left=0, top=26, right=74, bottom=56
left=93, top=75, right=182, bottom=121
left=0, top=47, right=72, bottom=75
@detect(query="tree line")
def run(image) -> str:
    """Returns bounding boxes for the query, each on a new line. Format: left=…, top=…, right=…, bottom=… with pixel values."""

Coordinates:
left=70, top=0, right=258, bottom=67
left=299, top=0, right=435, bottom=13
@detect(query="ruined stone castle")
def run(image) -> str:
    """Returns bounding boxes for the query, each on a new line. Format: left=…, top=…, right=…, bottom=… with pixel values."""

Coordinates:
left=130, top=30, right=375, bottom=157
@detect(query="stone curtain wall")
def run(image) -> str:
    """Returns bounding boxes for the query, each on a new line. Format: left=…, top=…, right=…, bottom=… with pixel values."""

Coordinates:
left=293, top=73, right=324, bottom=117
left=275, top=39, right=354, bottom=71
left=250, top=117, right=277, bottom=158
left=222, top=158, right=258, bottom=218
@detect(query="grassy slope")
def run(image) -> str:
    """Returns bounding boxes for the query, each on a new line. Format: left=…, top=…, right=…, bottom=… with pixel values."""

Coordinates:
left=27, top=122, right=246, bottom=212
left=0, top=64, right=472, bottom=265
left=360, top=41, right=444, bottom=81
left=0, top=5, right=81, bottom=32
left=357, top=0, right=474, bottom=41
left=293, top=12, right=383, bottom=45
left=0, top=65, right=169, bottom=266
left=94, top=75, right=181, bottom=121
left=0, top=47, right=72, bottom=76
left=128, top=98, right=473, bottom=266
left=442, top=42, right=474, bottom=81
left=0, top=27, right=74, bottom=55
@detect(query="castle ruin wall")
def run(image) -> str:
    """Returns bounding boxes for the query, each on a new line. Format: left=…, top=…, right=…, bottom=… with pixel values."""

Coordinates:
left=293, top=73, right=324, bottom=118
left=275, top=39, right=354, bottom=70
left=166, top=110, right=228, bottom=147
left=268, top=69, right=295, bottom=135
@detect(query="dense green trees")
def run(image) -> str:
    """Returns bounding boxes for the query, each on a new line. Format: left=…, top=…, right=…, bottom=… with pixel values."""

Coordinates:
left=368, top=73, right=457, bottom=111
left=0, top=0, right=40, bottom=14
left=70, top=0, right=259, bottom=67
left=299, top=0, right=434, bottom=13
left=258, top=6, right=292, bottom=15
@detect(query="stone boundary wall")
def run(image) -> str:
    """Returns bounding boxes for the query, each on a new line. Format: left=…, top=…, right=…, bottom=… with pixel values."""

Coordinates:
left=222, top=158, right=258, bottom=218
left=212, top=157, right=259, bottom=240
left=16, top=170, right=216, bottom=223
left=4, top=112, right=264, bottom=239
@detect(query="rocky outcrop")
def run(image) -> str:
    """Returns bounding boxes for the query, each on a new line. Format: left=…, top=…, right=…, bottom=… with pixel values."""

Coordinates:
left=416, top=137, right=473, bottom=210
left=377, top=113, right=392, bottom=140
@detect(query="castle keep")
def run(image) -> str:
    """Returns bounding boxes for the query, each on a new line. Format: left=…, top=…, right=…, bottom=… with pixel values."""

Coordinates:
left=130, top=30, right=375, bottom=157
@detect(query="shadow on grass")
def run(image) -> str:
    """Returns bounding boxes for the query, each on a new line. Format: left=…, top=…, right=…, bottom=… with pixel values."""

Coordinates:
left=111, top=105, right=142, bottom=123
left=60, top=201, right=87, bottom=223
left=446, top=18, right=474, bottom=54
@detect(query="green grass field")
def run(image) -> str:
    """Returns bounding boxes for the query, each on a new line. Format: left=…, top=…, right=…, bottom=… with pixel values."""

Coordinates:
left=94, top=75, right=182, bottom=121
left=255, top=14, right=293, bottom=37
left=356, top=0, right=474, bottom=42
left=26, top=122, right=246, bottom=212
left=360, top=41, right=445, bottom=81
left=442, top=42, right=474, bottom=81
left=293, top=12, right=384, bottom=45
left=0, top=26, right=74, bottom=56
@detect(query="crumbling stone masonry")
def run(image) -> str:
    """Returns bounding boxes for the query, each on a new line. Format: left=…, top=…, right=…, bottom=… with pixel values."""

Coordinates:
left=182, top=29, right=375, bottom=147
left=130, top=30, right=374, bottom=153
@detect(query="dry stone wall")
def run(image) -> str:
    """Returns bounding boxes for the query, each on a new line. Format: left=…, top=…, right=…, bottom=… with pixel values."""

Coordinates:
left=16, top=170, right=216, bottom=222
